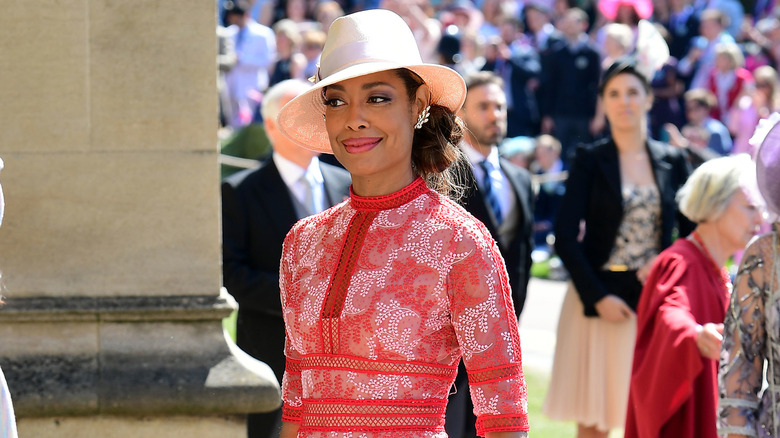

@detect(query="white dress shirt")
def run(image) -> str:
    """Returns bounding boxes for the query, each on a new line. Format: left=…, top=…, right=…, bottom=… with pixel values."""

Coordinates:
left=461, top=142, right=516, bottom=221
left=273, top=154, right=326, bottom=215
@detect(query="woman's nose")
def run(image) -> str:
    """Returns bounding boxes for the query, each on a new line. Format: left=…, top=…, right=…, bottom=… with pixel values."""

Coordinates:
left=346, top=103, right=368, bottom=131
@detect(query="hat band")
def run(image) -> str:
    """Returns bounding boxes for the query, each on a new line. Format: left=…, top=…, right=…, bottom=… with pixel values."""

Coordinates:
left=318, top=39, right=423, bottom=80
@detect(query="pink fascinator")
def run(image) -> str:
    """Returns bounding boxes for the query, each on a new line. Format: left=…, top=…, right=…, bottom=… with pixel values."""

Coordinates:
left=598, top=0, right=653, bottom=21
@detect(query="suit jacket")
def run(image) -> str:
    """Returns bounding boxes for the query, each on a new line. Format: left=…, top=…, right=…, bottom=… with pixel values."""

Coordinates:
left=221, top=155, right=351, bottom=378
left=538, top=39, right=601, bottom=120
left=482, top=47, right=542, bottom=137
left=461, top=157, right=535, bottom=316
left=554, top=138, right=695, bottom=316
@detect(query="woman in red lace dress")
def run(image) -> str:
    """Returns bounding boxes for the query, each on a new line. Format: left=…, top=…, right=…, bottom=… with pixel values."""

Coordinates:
left=274, top=9, right=529, bottom=438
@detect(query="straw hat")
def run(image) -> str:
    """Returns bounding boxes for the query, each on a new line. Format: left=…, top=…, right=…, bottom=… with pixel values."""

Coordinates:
left=277, top=9, right=467, bottom=153
left=756, top=113, right=780, bottom=221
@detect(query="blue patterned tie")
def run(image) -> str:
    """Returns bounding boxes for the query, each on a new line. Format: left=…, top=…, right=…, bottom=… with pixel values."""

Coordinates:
left=479, top=160, right=503, bottom=225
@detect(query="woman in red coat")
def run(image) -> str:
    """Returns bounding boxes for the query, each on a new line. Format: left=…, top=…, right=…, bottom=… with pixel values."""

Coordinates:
left=708, top=42, right=754, bottom=125
left=625, top=154, right=765, bottom=437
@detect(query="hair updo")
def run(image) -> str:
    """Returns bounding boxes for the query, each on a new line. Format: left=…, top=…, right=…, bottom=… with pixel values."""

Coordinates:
left=395, top=68, right=468, bottom=199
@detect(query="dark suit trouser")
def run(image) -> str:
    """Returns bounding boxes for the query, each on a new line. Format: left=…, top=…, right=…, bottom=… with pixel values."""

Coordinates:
left=237, top=311, right=286, bottom=438
left=444, top=360, right=478, bottom=438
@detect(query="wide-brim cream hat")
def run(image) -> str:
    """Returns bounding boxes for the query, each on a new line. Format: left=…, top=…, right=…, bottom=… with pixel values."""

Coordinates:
left=277, top=9, right=467, bottom=153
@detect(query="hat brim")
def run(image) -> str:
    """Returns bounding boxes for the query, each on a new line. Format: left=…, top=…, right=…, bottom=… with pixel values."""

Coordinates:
left=277, top=62, right=466, bottom=153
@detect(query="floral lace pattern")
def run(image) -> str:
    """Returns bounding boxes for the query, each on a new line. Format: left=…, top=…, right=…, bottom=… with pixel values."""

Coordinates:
left=603, top=184, right=661, bottom=270
left=719, top=224, right=780, bottom=437
left=280, top=177, right=529, bottom=437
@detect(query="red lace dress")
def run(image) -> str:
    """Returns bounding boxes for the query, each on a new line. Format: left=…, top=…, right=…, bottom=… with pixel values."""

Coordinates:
left=280, top=177, right=529, bottom=437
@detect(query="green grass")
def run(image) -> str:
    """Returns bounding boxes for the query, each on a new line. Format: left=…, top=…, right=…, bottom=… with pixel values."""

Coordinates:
left=525, top=369, right=577, bottom=437
left=223, top=309, right=237, bottom=343
left=525, top=369, right=624, bottom=438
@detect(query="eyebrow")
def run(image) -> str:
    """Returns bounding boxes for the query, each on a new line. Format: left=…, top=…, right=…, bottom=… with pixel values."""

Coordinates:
left=326, top=81, right=396, bottom=92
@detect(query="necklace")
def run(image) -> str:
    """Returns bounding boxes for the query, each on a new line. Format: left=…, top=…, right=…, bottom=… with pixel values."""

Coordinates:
left=689, top=230, right=732, bottom=294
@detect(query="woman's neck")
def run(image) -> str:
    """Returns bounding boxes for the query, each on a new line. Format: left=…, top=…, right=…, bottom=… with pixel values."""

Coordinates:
left=693, top=224, right=730, bottom=267
left=612, top=128, right=646, bottom=155
left=351, top=167, right=417, bottom=197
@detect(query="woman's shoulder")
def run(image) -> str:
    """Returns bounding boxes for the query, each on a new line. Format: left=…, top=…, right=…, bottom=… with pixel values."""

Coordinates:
left=740, top=229, right=778, bottom=269
left=286, top=200, right=349, bottom=241
left=427, top=192, right=496, bottom=244
left=655, top=238, right=702, bottom=270
left=647, top=139, right=689, bottom=166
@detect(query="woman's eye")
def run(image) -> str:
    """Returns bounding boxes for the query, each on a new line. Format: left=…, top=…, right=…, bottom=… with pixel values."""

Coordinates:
left=368, top=95, right=390, bottom=104
left=324, top=98, right=344, bottom=107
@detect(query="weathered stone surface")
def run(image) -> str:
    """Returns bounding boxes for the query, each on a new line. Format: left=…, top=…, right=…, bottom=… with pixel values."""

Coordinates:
left=19, top=415, right=247, bottom=438
left=0, top=295, right=280, bottom=417
left=89, top=0, right=217, bottom=153
left=0, top=153, right=221, bottom=298
left=0, top=0, right=90, bottom=154
left=0, top=295, right=234, bottom=322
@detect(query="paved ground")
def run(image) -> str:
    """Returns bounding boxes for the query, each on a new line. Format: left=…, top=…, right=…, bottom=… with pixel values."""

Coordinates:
left=518, top=278, right=569, bottom=374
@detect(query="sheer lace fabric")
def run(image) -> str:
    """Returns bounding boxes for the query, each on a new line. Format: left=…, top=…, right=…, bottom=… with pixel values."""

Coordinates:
left=719, top=224, right=780, bottom=437
left=280, top=178, right=529, bottom=437
left=603, top=184, right=661, bottom=270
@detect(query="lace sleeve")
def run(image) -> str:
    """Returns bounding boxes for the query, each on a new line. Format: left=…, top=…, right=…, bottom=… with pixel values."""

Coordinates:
left=718, top=234, right=773, bottom=437
left=447, top=227, right=529, bottom=436
left=280, top=227, right=303, bottom=423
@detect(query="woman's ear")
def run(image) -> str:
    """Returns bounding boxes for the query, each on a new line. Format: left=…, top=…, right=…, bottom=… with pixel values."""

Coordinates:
left=414, top=84, right=430, bottom=115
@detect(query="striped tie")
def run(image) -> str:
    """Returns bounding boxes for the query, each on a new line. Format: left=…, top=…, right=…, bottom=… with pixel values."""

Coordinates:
left=479, top=160, right=503, bottom=225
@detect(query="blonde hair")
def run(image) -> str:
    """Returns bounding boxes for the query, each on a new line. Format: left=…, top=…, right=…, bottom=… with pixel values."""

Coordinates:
left=676, top=154, right=755, bottom=223
left=714, top=42, right=745, bottom=69
left=754, top=65, right=780, bottom=108
left=604, top=23, right=634, bottom=52
left=274, top=19, right=303, bottom=48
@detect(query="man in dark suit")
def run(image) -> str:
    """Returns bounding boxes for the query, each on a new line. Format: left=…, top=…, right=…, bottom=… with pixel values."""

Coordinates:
left=221, top=79, right=351, bottom=438
left=445, top=71, right=534, bottom=438
left=538, top=7, right=601, bottom=166
left=481, top=21, right=542, bottom=138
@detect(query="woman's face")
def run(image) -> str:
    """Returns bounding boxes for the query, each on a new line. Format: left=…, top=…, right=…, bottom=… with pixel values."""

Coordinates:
left=324, top=70, right=424, bottom=191
left=601, top=72, right=652, bottom=132
left=714, top=53, right=733, bottom=72
left=713, top=188, right=764, bottom=253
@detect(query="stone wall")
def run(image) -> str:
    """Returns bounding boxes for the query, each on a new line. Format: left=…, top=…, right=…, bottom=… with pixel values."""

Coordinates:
left=0, top=1, right=279, bottom=436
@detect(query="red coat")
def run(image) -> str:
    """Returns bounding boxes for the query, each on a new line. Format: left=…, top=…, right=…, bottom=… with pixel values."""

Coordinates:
left=625, top=238, right=730, bottom=438
left=708, top=67, right=753, bottom=122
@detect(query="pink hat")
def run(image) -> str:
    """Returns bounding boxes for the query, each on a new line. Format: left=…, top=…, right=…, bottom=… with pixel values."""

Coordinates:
left=756, top=114, right=780, bottom=221
left=276, top=9, right=467, bottom=153
left=598, top=0, right=653, bottom=21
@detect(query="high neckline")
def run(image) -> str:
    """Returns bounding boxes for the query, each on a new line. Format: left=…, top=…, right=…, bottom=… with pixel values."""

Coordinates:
left=350, top=176, right=429, bottom=211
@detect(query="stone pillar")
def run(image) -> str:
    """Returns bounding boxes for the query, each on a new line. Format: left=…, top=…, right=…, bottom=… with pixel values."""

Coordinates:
left=0, top=1, right=280, bottom=437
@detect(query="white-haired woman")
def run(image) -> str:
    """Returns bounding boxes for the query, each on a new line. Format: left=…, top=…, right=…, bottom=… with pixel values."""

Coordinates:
left=625, top=154, right=765, bottom=438
left=718, top=114, right=780, bottom=437
left=275, top=9, right=529, bottom=438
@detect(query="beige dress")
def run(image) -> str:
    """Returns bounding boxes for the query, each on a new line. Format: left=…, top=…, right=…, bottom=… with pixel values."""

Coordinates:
left=543, top=184, right=661, bottom=431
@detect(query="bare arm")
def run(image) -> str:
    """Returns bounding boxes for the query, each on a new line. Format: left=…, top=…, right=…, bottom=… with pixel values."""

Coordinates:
left=279, top=421, right=299, bottom=438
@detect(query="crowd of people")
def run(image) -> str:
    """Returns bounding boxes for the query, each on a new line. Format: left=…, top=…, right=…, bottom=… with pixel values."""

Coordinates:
left=217, top=0, right=780, bottom=254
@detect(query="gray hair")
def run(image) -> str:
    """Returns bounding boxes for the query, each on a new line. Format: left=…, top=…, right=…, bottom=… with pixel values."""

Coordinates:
left=260, top=79, right=313, bottom=125
left=676, top=154, right=756, bottom=223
